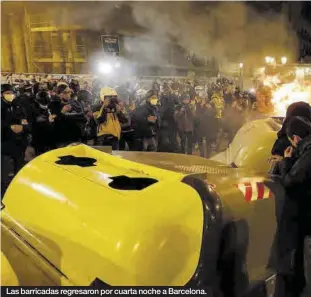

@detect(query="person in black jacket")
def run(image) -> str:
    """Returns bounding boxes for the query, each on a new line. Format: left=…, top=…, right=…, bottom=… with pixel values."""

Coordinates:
left=175, top=94, right=194, bottom=155
left=28, top=91, right=54, bottom=155
left=157, top=91, right=178, bottom=153
left=196, top=101, right=218, bottom=158
left=269, top=101, right=311, bottom=174
left=118, top=101, right=135, bottom=151
left=49, top=84, right=86, bottom=148
left=16, top=82, right=36, bottom=124
left=77, top=90, right=97, bottom=144
left=274, top=116, right=311, bottom=297
left=131, top=90, right=160, bottom=151
left=1, top=84, right=30, bottom=197
left=283, top=116, right=311, bottom=230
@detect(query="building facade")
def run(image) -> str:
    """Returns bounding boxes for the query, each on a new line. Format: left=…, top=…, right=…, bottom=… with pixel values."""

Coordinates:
left=1, top=2, right=89, bottom=74
left=283, top=2, right=311, bottom=61
left=1, top=2, right=217, bottom=76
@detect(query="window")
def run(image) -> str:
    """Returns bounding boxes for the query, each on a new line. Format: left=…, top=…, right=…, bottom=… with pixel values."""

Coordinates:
left=32, top=32, right=52, bottom=59
left=75, top=33, right=87, bottom=58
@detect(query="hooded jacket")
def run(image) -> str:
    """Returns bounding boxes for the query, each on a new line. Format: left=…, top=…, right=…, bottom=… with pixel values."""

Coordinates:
left=280, top=135, right=311, bottom=233
left=271, top=102, right=311, bottom=157
left=92, top=101, right=127, bottom=140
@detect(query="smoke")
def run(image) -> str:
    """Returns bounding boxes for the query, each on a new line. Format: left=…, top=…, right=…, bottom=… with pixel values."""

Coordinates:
left=129, top=2, right=298, bottom=66
left=52, top=1, right=298, bottom=69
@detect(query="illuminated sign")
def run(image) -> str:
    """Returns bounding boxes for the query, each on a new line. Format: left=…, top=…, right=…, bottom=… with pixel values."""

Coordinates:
left=101, top=35, right=120, bottom=56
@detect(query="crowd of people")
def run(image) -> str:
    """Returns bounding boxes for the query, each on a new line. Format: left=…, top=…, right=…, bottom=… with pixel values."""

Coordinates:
left=1, top=76, right=256, bottom=192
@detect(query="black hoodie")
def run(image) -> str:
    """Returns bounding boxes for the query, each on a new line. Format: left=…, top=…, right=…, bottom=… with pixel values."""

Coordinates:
left=280, top=135, right=311, bottom=235
left=272, top=102, right=311, bottom=156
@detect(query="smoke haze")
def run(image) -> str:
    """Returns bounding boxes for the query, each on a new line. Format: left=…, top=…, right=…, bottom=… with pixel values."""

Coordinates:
left=52, top=1, right=298, bottom=67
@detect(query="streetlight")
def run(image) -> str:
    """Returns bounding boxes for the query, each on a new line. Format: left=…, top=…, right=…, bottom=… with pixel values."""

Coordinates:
left=98, top=62, right=112, bottom=74
left=281, top=56, right=287, bottom=65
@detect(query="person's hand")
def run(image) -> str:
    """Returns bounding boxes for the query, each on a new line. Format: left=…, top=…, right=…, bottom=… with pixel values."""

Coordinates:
left=49, top=114, right=57, bottom=122
left=86, top=111, right=93, bottom=118
left=84, top=106, right=91, bottom=113
left=115, top=104, right=121, bottom=113
left=61, top=105, right=71, bottom=114
left=284, top=146, right=294, bottom=158
left=21, top=119, right=28, bottom=125
left=11, top=125, right=23, bottom=134
left=268, top=155, right=283, bottom=163
left=148, top=115, right=157, bottom=123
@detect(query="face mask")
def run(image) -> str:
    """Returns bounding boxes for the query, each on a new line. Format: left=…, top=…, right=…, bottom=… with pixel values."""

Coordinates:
left=3, top=94, right=15, bottom=102
left=150, top=99, right=158, bottom=106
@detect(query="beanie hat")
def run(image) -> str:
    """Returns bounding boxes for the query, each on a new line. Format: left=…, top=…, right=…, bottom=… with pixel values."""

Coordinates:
left=1, top=84, right=15, bottom=94
left=286, top=101, right=311, bottom=121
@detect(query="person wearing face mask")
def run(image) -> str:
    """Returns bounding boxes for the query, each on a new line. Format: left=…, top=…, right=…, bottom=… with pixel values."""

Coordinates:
left=49, top=84, right=86, bottom=148
left=28, top=91, right=54, bottom=155
left=131, top=90, right=160, bottom=151
left=1, top=84, right=30, bottom=197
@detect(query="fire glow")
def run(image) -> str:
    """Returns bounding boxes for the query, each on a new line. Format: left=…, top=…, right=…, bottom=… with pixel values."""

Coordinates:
left=264, top=77, right=311, bottom=117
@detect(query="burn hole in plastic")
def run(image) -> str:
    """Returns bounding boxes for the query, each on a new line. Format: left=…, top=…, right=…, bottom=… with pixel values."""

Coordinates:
left=90, top=277, right=111, bottom=287
left=108, top=175, right=158, bottom=190
left=55, top=155, right=97, bottom=167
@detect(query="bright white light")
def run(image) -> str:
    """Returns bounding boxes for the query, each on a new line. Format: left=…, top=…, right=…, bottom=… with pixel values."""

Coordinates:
left=239, top=62, right=244, bottom=69
left=265, top=56, right=271, bottom=64
left=296, top=68, right=305, bottom=79
left=115, top=62, right=121, bottom=68
left=281, top=56, right=287, bottom=65
left=249, top=88, right=256, bottom=93
left=98, top=62, right=112, bottom=74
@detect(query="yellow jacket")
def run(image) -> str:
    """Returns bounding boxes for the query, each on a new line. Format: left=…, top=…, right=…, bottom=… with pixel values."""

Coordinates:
left=93, top=105, right=121, bottom=139
left=211, top=94, right=225, bottom=119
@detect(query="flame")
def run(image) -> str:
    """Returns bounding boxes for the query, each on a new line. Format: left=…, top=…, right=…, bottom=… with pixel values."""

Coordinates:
left=263, top=76, right=311, bottom=116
